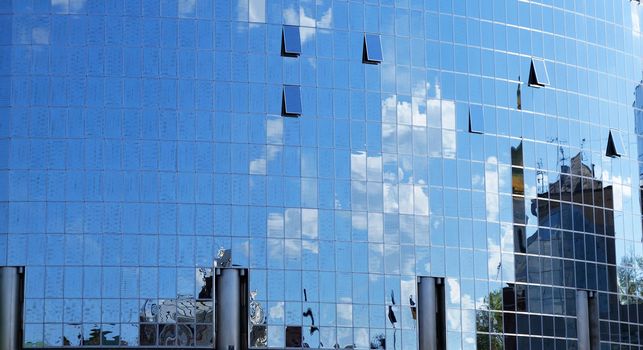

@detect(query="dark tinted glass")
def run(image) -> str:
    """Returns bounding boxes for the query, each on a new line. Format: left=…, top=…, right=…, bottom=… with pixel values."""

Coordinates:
left=283, top=85, right=302, bottom=116
left=285, top=326, right=302, bottom=347
left=363, top=33, right=383, bottom=63
left=282, top=25, right=301, bottom=56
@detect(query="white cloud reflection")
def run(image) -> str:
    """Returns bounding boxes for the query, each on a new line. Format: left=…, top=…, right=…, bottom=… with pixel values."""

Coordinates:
left=267, top=211, right=284, bottom=237
left=352, top=212, right=367, bottom=231
left=632, top=3, right=641, bottom=37
left=269, top=302, right=284, bottom=322
left=350, top=151, right=367, bottom=181
left=485, top=157, right=499, bottom=222
left=302, top=208, right=318, bottom=240
left=302, top=239, right=318, bottom=254
left=179, top=0, right=196, bottom=17
left=248, top=0, right=266, bottom=23
left=51, top=0, right=86, bottom=13
left=381, top=89, right=430, bottom=126
left=283, top=6, right=333, bottom=43
left=32, top=27, right=50, bottom=45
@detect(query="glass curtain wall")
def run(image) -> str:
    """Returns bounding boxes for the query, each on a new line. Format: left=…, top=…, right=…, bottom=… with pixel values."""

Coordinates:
left=1, top=0, right=643, bottom=349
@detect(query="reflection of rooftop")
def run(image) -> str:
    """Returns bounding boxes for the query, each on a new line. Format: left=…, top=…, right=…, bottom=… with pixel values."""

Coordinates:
left=516, top=151, right=617, bottom=266
left=531, top=152, right=613, bottom=226
left=545, top=152, right=602, bottom=195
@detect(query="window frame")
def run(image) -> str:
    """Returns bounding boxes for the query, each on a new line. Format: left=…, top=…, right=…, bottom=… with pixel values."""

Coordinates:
left=363, top=33, right=383, bottom=64
left=528, top=58, right=550, bottom=87
left=605, top=129, right=625, bottom=157
left=468, top=105, right=484, bottom=134
left=282, top=25, right=302, bottom=57
left=282, top=85, right=302, bottom=117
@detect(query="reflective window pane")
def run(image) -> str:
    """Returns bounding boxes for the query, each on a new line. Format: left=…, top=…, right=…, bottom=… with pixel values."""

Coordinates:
left=606, top=129, right=625, bottom=157
left=469, top=105, right=484, bottom=134
left=282, top=85, right=302, bottom=116
left=528, top=58, right=549, bottom=87
left=282, top=25, right=301, bottom=57
left=363, top=33, right=383, bottom=64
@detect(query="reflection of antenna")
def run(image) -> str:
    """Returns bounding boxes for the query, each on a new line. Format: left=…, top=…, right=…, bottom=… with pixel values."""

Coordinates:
left=559, top=146, right=566, bottom=168
left=536, top=159, right=545, bottom=194
left=580, top=138, right=586, bottom=162
left=547, top=137, right=568, bottom=169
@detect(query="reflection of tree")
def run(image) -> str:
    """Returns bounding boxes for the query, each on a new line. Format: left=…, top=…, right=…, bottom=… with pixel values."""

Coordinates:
left=475, top=289, right=503, bottom=350
left=70, top=328, right=124, bottom=346
left=369, top=333, right=386, bottom=349
left=617, top=256, right=643, bottom=302
left=82, top=328, right=101, bottom=345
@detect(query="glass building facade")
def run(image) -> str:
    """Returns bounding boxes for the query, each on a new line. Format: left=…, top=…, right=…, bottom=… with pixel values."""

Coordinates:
left=1, top=0, right=643, bottom=348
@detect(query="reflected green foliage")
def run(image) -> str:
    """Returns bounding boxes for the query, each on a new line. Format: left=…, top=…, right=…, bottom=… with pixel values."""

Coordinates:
left=475, top=289, right=504, bottom=350
left=617, top=255, right=643, bottom=301
left=69, top=328, right=125, bottom=346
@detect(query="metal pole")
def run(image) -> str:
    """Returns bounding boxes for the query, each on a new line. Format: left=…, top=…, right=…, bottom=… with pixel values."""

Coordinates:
left=216, top=268, right=241, bottom=350
left=588, top=292, right=600, bottom=350
left=0, top=267, right=23, bottom=350
left=576, top=290, right=590, bottom=350
left=418, top=277, right=437, bottom=350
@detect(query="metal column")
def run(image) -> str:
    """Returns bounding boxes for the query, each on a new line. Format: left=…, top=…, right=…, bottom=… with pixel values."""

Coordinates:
left=576, top=290, right=590, bottom=350
left=0, top=267, right=24, bottom=350
left=418, top=277, right=440, bottom=350
left=215, top=268, right=248, bottom=350
left=588, top=292, right=600, bottom=350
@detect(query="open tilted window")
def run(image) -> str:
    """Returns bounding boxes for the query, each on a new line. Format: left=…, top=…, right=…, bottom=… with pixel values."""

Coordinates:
left=528, top=58, right=549, bottom=87
left=469, top=105, right=484, bottom=134
left=605, top=129, right=625, bottom=157
left=363, top=33, right=383, bottom=64
left=282, top=25, right=301, bottom=57
left=282, top=85, right=302, bottom=116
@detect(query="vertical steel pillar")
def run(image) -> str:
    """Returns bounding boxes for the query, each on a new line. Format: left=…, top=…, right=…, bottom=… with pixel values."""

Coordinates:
left=418, top=277, right=438, bottom=350
left=588, top=292, right=600, bottom=350
left=0, top=267, right=24, bottom=350
left=576, top=290, right=590, bottom=350
left=215, top=268, right=248, bottom=350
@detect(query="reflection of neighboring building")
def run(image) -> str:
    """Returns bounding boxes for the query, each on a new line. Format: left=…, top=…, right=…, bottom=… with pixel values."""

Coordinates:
left=635, top=79, right=643, bottom=242
left=515, top=149, right=617, bottom=266
left=505, top=145, right=621, bottom=347
left=635, top=79, right=643, bottom=161
left=138, top=298, right=214, bottom=346
left=530, top=152, right=614, bottom=251
left=138, top=270, right=214, bottom=347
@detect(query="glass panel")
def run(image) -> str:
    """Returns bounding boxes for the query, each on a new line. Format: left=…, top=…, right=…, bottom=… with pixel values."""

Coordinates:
left=606, top=129, right=625, bottom=157
left=251, top=325, right=268, bottom=347
left=469, top=105, right=484, bottom=134
left=285, top=326, right=303, bottom=347
left=364, top=34, right=383, bottom=63
left=529, top=58, right=549, bottom=87
left=283, top=85, right=302, bottom=116
left=282, top=25, right=301, bottom=56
